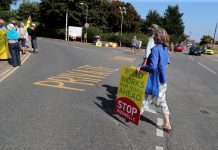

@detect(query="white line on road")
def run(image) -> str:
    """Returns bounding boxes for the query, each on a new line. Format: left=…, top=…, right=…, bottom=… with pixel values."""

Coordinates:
left=156, top=146, right=164, bottom=150
left=156, top=118, right=163, bottom=137
left=188, top=56, right=194, bottom=60
left=0, top=53, right=31, bottom=82
left=197, top=62, right=216, bottom=74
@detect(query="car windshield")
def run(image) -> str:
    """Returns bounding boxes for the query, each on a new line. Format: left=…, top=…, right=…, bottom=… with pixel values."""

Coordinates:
left=207, top=47, right=212, bottom=49
left=192, top=46, right=201, bottom=51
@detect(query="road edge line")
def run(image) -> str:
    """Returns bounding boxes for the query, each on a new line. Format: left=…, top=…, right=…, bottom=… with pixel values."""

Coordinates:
left=0, top=53, right=31, bottom=82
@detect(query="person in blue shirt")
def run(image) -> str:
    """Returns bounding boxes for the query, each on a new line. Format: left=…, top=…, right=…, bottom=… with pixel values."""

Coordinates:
left=137, top=28, right=172, bottom=133
left=6, top=24, right=21, bottom=67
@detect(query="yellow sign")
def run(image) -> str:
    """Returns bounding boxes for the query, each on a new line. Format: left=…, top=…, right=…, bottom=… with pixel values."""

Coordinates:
left=116, top=66, right=148, bottom=109
left=0, top=30, right=10, bottom=59
left=114, top=66, right=148, bottom=125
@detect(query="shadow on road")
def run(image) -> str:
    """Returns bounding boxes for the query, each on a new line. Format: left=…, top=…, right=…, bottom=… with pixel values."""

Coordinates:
left=95, top=84, right=157, bottom=127
left=95, top=84, right=129, bottom=126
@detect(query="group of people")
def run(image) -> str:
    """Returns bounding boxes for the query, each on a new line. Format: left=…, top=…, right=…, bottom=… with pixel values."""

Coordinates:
left=134, top=24, right=172, bottom=132
left=0, top=19, right=38, bottom=67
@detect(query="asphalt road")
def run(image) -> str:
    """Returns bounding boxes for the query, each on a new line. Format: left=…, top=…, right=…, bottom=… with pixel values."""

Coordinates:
left=0, top=39, right=217, bottom=150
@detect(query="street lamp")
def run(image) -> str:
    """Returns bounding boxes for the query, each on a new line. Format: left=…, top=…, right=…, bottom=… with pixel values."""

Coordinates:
left=119, top=6, right=126, bottom=47
left=80, top=2, right=88, bottom=43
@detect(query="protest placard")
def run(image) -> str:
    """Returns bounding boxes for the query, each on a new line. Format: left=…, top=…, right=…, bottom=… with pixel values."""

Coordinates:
left=114, top=66, right=148, bottom=125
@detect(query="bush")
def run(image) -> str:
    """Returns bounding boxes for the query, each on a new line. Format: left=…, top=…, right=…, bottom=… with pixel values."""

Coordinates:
left=43, top=28, right=65, bottom=39
left=84, top=26, right=103, bottom=42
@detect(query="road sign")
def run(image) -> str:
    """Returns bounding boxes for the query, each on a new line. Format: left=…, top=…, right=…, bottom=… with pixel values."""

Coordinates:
left=84, top=23, right=89, bottom=28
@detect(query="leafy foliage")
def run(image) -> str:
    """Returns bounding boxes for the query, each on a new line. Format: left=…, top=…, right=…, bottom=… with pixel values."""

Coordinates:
left=17, top=2, right=40, bottom=22
left=107, top=1, right=141, bottom=33
left=200, top=35, right=213, bottom=45
left=163, top=5, right=184, bottom=36
left=0, top=0, right=18, bottom=22
left=143, top=10, right=162, bottom=33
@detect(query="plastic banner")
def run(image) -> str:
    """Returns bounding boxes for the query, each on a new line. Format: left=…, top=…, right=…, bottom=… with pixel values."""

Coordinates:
left=0, top=30, right=10, bottom=59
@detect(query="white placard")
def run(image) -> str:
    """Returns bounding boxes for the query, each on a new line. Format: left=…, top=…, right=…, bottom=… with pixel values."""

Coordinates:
left=68, top=26, right=82, bottom=39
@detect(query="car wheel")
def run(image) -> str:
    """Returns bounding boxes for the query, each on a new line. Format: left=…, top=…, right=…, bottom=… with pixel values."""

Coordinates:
left=199, top=54, right=201, bottom=56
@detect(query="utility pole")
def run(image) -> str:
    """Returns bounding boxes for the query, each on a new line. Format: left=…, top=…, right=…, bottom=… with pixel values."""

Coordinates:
left=119, top=7, right=126, bottom=47
left=65, top=10, right=68, bottom=41
left=212, top=23, right=217, bottom=46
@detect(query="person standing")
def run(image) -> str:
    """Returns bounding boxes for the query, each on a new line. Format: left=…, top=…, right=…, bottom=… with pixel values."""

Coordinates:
left=131, top=36, right=138, bottom=54
left=6, top=24, right=21, bottom=67
left=142, top=24, right=159, bottom=66
left=138, top=28, right=172, bottom=133
left=27, top=23, right=38, bottom=53
left=17, top=22, right=26, bottom=54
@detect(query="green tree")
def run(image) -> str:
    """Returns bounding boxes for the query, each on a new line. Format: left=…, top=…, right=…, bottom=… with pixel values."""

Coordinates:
left=143, top=10, right=162, bottom=32
left=200, top=35, right=213, bottom=45
left=0, top=0, right=18, bottom=22
left=17, top=2, right=40, bottom=22
left=107, top=1, right=141, bottom=33
left=163, top=5, right=184, bottom=36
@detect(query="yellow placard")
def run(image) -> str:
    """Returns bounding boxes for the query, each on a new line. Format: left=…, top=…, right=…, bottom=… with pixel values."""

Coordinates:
left=0, top=30, right=10, bottom=59
left=116, top=66, right=148, bottom=109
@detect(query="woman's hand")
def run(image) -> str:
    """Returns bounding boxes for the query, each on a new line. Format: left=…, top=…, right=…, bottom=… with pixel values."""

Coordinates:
left=135, top=67, right=141, bottom=73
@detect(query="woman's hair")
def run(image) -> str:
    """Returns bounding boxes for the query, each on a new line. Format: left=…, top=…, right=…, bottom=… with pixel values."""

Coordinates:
left=153, top=28, right=169, bottom=47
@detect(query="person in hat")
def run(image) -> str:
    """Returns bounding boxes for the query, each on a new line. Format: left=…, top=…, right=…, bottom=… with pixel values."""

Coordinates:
left=0, top=19, right=6, bottom=30
left=6, top=23, right=21, bottom=67
left=142, top=24, right=160, bottom=66
left=27, top=23, right=38, bottom=53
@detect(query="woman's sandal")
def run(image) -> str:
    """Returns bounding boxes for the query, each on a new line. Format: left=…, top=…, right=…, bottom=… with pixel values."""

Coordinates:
left=162, top=127, right=172, bottom=133
left=158, top=125, right=172, bottom=133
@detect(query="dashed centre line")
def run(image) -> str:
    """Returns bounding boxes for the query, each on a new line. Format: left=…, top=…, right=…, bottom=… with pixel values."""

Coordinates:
left=156, top=146, right=164, bottom=150
left=33, top=65, right=118, bottom=91
left=156, top=118, right=164, bottom=137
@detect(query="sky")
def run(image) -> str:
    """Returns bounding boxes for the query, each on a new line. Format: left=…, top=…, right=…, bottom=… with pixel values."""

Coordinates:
left=12, top=0, right=218, bottom=42
left=121, top=0, right=218, bottom=42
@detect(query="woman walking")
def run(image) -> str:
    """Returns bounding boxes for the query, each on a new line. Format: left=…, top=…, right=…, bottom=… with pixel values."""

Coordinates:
left=137, top=28, right=172, bottom=132
left=6, top=24, right=21, bottom=67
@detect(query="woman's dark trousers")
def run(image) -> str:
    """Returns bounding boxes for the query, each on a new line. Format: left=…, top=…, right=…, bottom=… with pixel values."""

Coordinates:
left=8, top=42, right=21, bottom=67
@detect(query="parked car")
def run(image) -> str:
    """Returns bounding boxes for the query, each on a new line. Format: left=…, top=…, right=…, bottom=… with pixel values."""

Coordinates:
left=189, top=46, right=202, bottom=56
left=174, top=44, right=185, bottom=52
left=204, top=46, right=214, bottom=55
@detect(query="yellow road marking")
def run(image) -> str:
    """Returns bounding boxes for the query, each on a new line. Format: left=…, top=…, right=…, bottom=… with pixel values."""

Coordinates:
left=47, top=77, right=96, bottom=85
left=64, top=71, right=105, bottom=79
left=58, top=74, right=102, bottom=81
left=33, top=65, right=118, bottom=91
left=72, top=69, right=111, bottom=76
left=33, top=80, right=85, bottom=91
left=78, top=65, right=116, bottom=72
left=112, top=56, right=135, bottom=62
